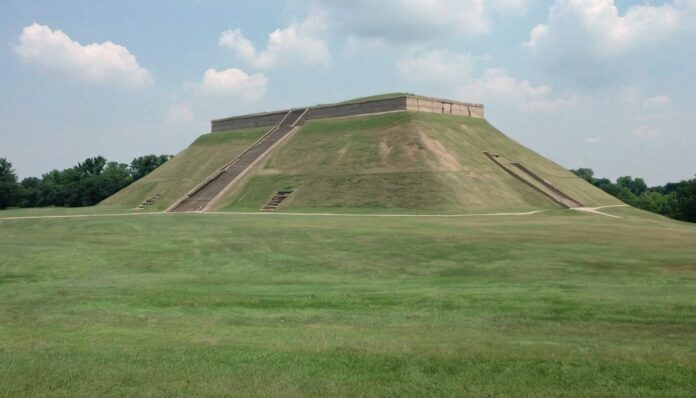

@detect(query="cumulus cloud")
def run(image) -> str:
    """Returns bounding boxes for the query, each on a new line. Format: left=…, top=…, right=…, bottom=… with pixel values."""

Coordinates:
left=459, top=68, right=580, bottom=111
left=310, top=0, right=490, bottom=46
left=584, top=137, right=603, bottom=144
left=198, top=68, right=268, bottom=100
left=397, top=50, right=474, bottom=83
left=397, top=49, right=574, bottom=112
left=631, top=125, right=661, bottom=139
left=166, top=103, right=196, bottom=124
left=15, top=23, right=150, bottom=87
left=524, top=0, right=684, bottom=83
left=642, top=95, right=671, bottom=108
left=526, top=0, right=680, bottom=56
left=618, top=87, right=672, bottom=139
left=460, top=68, right=550, bottom=98
left=490, top=0, right=535, bottom=12
left=219, top=13, right=329, bottom=68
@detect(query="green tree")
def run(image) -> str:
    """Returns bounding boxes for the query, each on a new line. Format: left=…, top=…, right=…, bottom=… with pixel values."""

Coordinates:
left=17, top=177, right=41, bottom=207
left=77, top=156, right=107, bottom=176
left=0, top=158, right=19, bottom=209
left=616, top=176, right=648, bottom=196
left=674, top=177, right=696, bottom=222
left=571, top=168, right=595, bottom=183
left=130, top=155, right=172, bottom=180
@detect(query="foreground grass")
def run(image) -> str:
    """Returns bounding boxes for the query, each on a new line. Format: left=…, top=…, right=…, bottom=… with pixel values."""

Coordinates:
left=1, top=207, right=695, bottom=397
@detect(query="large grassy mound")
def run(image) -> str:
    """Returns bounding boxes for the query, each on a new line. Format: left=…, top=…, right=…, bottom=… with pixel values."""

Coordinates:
left=218, top=112, right=617, bottom=212
left=100, top=127, right=267, bottom=211
left=1, top=206, right=695, bottom=396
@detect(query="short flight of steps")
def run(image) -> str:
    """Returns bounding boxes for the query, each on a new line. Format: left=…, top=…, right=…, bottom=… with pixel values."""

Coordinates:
left=483, top=152, right=582, bottom=209
left=134, top=193, right=161, bottom=210
left=261, top=189, right=294, bottom=211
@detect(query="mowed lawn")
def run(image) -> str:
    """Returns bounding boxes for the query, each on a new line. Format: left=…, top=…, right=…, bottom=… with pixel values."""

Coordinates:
left=1, top=207, right=695, bottom=397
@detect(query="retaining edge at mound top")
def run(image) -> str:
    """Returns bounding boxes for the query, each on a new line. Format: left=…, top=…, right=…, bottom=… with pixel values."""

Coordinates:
left=211, top=94, right=484, bottom=133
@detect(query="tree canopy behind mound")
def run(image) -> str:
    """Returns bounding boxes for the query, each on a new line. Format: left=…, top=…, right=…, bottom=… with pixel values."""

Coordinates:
left=0, top=155, right=171, bottom=208
left=572, top=168, right=696, bottom=222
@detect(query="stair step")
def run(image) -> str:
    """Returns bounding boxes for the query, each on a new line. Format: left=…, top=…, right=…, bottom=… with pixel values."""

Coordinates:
left=135, top=193, right=161, bottom=209
left=260, top=189, right=294, bottom=212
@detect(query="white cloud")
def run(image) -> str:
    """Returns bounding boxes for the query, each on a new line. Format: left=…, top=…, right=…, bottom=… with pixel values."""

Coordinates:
left=642, top=95, right=671, bottom=108
left=311, top=0, right=490, bottom=45
left=490, top=0, right=535, bottom=12
left=219, top=13, right=329, bottom=68
left=617, top=87, right=671, bottom=139
left=631, top=125, right=660, bottom=139
left=584, top=137, right=603, bottom=144
left=526, top=0, right=680, bottom=57
left=460, top=68, right=579, bottom=111
left=166, top=103, right=195, bottom=124
left=397, top=49, right=575, bottom=112
left=198, top=68, right=268, bottom=100
left=397, top=50, right=474, bottom=83
left=461, top=68, right=551, bottom=98
left=15, top=23, right=150, bottom=87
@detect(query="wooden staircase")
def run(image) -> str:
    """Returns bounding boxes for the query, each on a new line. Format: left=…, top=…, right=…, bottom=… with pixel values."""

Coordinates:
left=261, top=189, right=294, bottom=211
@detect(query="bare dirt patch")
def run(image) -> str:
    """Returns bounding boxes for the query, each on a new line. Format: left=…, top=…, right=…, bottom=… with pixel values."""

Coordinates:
left=661, top=264, right=696, bottom=272
left=336, top=142, right=350, bottom=161
left=378, top=141, right=392, bottom=163
left=417, top=128, right=461, bottom=171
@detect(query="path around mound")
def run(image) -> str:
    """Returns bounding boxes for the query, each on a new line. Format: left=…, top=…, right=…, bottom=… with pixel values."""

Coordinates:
left=571, top=205, right=629, bottom=218
left=0, top=210, right=547, bottom=221
left=0, top=206, right=628, bottom=222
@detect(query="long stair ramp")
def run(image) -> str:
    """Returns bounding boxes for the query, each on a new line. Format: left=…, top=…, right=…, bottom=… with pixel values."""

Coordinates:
left=510, top=162, right=582, bottom=208
left=168, top=108, right=309, bottom=212
left=483, top=151, right=582, bottom=209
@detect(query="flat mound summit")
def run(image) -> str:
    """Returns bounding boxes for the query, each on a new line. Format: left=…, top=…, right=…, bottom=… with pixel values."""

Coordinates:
left=102, top=93, right=618, bottom=213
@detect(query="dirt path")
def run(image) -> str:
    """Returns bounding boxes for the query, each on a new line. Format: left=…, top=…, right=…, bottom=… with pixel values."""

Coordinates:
left=571, top=205, right=629, bottom=218
left=2, top=206, right=631, bottom=222
left=1, top=210, right=547, bottom=221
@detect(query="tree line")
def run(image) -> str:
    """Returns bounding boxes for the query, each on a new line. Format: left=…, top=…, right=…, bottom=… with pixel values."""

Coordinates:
left=0, top=155, right=171, bottom=209
left=571, top=168, right=696, bottom=223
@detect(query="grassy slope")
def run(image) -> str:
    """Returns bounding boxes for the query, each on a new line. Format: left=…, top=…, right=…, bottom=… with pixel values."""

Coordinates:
left=219, top=112, right=617, bottom=212
left=100, top=127, right=267, bottom=211
left=0, top=207, right=695, bottom=397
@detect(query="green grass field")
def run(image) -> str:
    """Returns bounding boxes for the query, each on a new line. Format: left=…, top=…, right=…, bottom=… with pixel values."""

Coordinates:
left=1, top=206, right=695, bottom=397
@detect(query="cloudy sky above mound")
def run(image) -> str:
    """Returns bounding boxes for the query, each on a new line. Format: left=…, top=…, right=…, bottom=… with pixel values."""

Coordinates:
left=1, top=0, right=695, bottom=184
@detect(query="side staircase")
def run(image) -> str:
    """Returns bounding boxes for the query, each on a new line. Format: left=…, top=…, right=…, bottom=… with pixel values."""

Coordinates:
left=134, top=193, right=161, bottom=210
left=483, top=151, right=582, bottom=208
left=261, top=189, right=294, bottom=212
left=169, top=108, right=309, bottom=212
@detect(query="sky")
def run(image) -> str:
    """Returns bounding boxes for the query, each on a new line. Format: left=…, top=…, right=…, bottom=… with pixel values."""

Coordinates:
left=1, top=0, right=695, bottom=185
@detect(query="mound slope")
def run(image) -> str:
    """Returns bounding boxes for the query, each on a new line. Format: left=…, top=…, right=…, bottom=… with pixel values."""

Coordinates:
left=101, top=127, right=266, bottom=211
left=216, top=112, right=617, bottom=212
left=103, top=111, right=618, bottom=213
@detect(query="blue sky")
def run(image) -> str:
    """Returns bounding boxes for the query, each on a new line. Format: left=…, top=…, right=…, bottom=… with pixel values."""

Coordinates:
left=1, top=0, right=695, bottom=184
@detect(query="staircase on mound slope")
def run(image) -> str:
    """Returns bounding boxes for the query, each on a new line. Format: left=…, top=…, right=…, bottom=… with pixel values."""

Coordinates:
left=483, top=151, right=582, bottom=209
left=261, top=189, right=294, bottom=212
left=169, top=108, right=309, bottom=212
left=134, top=193, right=161, bottom=210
